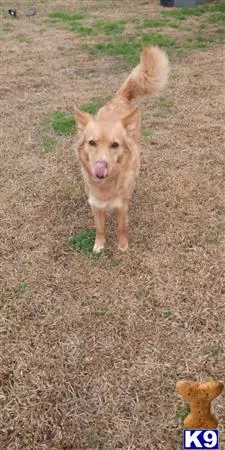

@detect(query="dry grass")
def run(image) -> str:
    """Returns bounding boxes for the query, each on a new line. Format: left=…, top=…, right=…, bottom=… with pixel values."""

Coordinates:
left=0, top=1, right=225, bottom=449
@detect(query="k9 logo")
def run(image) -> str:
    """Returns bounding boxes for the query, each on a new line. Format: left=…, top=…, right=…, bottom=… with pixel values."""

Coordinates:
left=183, top=430, right=219, bottom=450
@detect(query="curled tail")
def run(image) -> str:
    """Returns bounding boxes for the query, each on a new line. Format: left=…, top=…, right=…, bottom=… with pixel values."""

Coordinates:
left=116, top=46, right=170, bottom=102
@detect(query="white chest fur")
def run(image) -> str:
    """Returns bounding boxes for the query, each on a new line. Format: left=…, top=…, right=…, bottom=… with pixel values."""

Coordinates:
left=88, top=195, right=122, bottom=210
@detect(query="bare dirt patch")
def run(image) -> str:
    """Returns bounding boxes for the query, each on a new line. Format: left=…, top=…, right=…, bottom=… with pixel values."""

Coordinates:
left=1, top=1, right=224, bottom=449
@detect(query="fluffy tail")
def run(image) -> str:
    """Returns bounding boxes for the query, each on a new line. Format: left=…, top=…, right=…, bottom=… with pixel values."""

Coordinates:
left=116, top=46, right=170, bottom=101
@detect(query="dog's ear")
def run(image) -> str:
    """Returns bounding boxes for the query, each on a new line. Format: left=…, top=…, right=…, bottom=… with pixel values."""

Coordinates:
left=74, top=106, right=92, bottom=132
left=121, top=107, right=140, bottom=140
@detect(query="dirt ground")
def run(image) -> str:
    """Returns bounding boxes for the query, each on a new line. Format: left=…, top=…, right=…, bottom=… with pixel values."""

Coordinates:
left=0, top=1, right=224, bottom=449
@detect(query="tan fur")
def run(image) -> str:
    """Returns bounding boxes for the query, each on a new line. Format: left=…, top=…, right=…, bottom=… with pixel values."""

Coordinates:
left=75, top=46, right=169, bottom=253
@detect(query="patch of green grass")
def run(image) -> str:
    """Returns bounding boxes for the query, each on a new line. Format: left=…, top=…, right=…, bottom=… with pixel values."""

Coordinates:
left=69, top=21, right=126, bottom=37
left=208, top=13, right=225, bottom=24
left=42, top=138, right=56, bottom=153
left=163, top=309, right=172, bottom=320
left=142, top=129, right=153, bottom=137
left=49, top=3, right=225, bottom=67
left=157, top=97, right=173, bottom=108
left=68, top=22, right=93, bottom=36
left=169, top=22, right=180, bottom=29
left=95, top=308, right=107, bottom=317
left=216, top=323, right=224, bottom=333
left=49, top=11, right=85, bottom=21
left=161, top=5, right=207, bottom=19
left=198, top=22, right=206, bottom=30
left=69, top=20, right=127, bottom=37
left=184, top=33, right=211, bottom=50
left=202, top=345, right=219, bottom=357
left=215, top=27, right=225, bottom=34
left=143, top=18, right=170, bottom=28
left=49, top=11, right=126, bottom=37
left=94, top=40, right=140, bottom=64
left=94, top=33, right=178, bottom=65
left=143, top=18, right=179, bottom=29
left=152, top=111, right=163, bottom=118
left=208, top=2, right=225, bottom=13
left=50, top=111, right=75, bottom=135
left=184, top=35, right=208, bottom=50
left=161, top=10, right=186, bottom=20
left=176, top=403, right=191, bottom=427
left=110, top=259, right=120, bottom=267
left=48, top=11, right=91, bottom=36
left=161, top=1, right=225, bottom=25
left=95, top=20, right=126, bottom=34
left=17, top=281, right=28, bottom=292
left=81, top=100, right=105, bottom=115
left=194, top=36, right=210, bottom=48
left=141, top=32, right=177, bottom=48
left=70, top=228, right=96, bottom=254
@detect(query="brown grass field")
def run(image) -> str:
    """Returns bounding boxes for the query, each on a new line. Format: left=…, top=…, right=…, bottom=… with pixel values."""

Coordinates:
left=0, top=1, right=224, bottom=449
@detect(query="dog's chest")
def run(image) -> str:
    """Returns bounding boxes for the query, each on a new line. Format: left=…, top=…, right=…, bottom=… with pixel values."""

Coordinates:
left=88, top=195, right=122, bottom=210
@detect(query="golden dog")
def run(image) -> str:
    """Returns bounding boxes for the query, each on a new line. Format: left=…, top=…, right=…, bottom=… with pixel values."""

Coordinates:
left=75, top=46, right=169, bottom=253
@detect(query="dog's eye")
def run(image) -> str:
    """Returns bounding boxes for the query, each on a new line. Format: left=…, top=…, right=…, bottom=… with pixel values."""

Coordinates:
left=89, top=140, right=96, bottom=146
left=111, top=142, right=119, bottom=149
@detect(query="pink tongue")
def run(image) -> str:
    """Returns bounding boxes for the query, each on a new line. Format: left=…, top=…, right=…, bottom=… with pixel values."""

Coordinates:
left=92, top=162, right=107, bottom=178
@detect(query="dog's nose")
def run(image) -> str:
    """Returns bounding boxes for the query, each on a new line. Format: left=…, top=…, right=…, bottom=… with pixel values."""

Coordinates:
left=92, top=160, right=108, bottom=179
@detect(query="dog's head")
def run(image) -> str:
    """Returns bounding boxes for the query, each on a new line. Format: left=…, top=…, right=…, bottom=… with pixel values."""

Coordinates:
left=74, top=106, right=140, bottom=180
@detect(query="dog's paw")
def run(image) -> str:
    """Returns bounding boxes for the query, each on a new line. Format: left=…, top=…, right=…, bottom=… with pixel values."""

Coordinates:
left=93, top=241, right=105, bottom=254
left=117, top=236, right=128, bottom=251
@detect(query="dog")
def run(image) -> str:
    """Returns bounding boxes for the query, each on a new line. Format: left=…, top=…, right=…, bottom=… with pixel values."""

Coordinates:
left=75, top=46, right=169, bottom=253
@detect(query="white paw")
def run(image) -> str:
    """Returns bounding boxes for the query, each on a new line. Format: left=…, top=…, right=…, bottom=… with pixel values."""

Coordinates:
left=118, top=244, right=128, bottom=252
left=93, top=243, right=104, bottom=254
left=117, top=238, right=128, bottom=251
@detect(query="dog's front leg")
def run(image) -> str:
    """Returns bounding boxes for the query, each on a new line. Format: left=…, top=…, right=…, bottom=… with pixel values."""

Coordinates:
left=116, top=203, right=129, bottom=251
left=91, top=206, right=106, bottom=253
